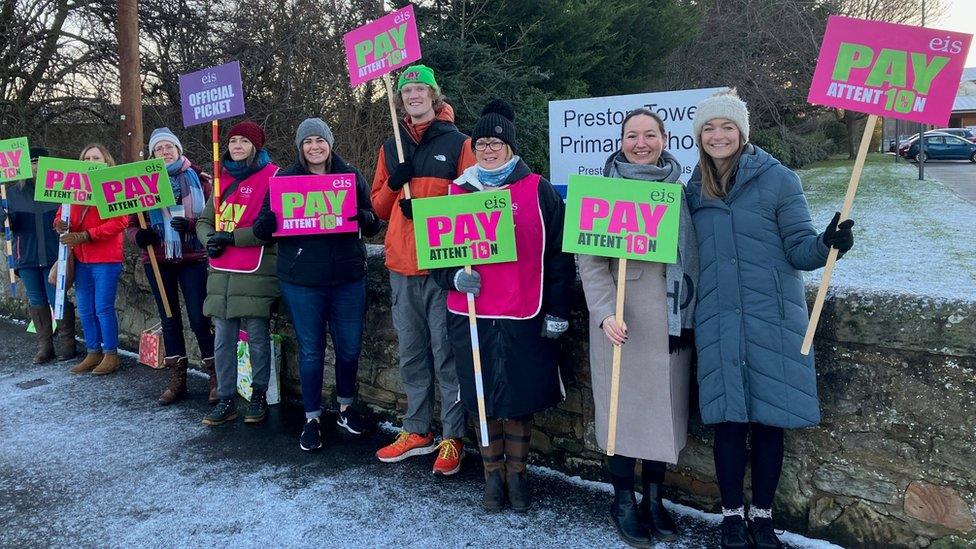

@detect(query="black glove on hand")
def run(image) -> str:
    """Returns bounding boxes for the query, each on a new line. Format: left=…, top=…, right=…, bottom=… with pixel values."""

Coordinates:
left=387, top=161, right=413, bottom=192
left=207, top=231, right=234, bottom=258
left=398, top=198, right=413, bottom=220
left=134, top=228, right=160, bottom=249
left=453, top=269, right=481, bottom=295
left=170, top=217, right=189, bottom=233
left=251, top=209, right=277, bottom=241
left=822, top=211, right=855, bottom=256
left=542, top=314, right=569, bottom=339
left=347, top=208, right=376, bottom=227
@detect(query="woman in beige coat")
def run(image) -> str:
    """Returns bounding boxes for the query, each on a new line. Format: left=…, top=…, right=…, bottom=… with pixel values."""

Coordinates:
left=579, top=108, right=698, bottom=548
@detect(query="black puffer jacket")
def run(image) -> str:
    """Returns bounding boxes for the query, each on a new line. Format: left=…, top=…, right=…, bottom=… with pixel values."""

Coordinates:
left=252, top=153, right=382, bottom=286
left=1, top=180, right=60, bottom=272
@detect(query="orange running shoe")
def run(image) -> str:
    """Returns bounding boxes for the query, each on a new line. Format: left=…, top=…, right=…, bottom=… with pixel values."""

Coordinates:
left=376, top=431, right=437, bottom=463
left=432, top=438, right=463, bottom=476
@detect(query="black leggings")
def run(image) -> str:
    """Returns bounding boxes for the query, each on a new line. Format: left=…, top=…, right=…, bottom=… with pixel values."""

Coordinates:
left=713, top=422, right=784, bottom=510
left=607, top=455, right=667, bottom=491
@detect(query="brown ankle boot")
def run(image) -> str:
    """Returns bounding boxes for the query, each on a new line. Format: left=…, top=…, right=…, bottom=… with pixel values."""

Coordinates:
left=91, top=353, right=120, bottom=375
left=29, top=307, right=55, bottom=364
left=70, top=352, right=103, bottom=374
left=157, top=356, right=188, bottom=405
left=54, top=301, right=78, bottom=361
left=202, top=357, right=218, bottom=404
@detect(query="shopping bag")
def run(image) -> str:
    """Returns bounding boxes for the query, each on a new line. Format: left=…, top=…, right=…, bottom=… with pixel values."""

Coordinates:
left=236, top=330, right=282, bottom=405
left=138, top=324, right=165, bottom=369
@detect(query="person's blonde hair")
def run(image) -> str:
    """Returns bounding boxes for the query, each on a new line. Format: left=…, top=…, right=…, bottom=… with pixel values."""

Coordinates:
left=78, top=143, right=116, bottom=166
left=698, top=129, right=745, bottom=199
left=393, top=84, right=446, bottom=115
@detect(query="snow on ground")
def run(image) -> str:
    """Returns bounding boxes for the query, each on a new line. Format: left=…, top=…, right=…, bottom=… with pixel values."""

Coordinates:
left=0, top=322, right=841, bottom=548
left=799, top=157, right=976, bottom=301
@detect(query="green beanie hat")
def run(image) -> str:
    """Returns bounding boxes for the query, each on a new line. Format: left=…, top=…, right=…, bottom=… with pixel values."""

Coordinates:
left=397, top=65, right=439, bottom=92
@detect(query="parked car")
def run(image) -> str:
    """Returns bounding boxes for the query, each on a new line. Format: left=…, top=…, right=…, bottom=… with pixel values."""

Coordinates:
left=904, top=133, right=976, bottom=163
left=933, top=127, right=976, bottom=143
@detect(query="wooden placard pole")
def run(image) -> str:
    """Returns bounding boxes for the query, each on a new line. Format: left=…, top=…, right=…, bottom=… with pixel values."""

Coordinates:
left=383, top=73, right=411, bottom=199
left=0, top=184, right=16, bottom=296
left=801, top=114, right=878, bottom=355
left=464, top=265, right=490, bottom=447
left=136, top=211, right=172, bottom=318
left=605, top=258, right=628, bottom=456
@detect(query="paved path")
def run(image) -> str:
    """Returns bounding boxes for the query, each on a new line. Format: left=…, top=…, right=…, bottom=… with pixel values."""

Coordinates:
left=0, top=320, right=837, bottom=548
left=917, top=160, right=976, bottom=204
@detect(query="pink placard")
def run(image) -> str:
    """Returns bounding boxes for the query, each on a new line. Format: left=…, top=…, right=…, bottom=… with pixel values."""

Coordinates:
left=269, top=174, right=358, bottom=237
left=808, top=15, right=972, bottom=125
left=343, top=4, right=422, bottom=87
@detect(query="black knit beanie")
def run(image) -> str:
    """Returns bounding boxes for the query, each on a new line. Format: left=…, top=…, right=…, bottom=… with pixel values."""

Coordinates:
left=471, top=99, right=517, bottom=154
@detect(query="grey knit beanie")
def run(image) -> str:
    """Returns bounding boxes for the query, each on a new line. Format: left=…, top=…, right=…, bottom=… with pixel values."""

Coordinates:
left=148, top=127, right=183, bottom=156
left=693, top=89, right=750, bottom=144
left=294, top=118, right=335, bottom=152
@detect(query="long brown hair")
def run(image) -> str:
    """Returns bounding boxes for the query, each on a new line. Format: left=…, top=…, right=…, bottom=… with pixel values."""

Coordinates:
left=698, top=137, right=744, bottom=200
left=78, top=143, right=116, bottom=167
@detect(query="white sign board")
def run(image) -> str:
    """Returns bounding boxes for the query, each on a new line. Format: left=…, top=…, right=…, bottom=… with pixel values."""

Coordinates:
left=548, top=87, right=724, bottom=195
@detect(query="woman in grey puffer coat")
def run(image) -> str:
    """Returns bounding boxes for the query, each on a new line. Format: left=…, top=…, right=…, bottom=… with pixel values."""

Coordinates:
left=686, top=90, right=854, bottom=549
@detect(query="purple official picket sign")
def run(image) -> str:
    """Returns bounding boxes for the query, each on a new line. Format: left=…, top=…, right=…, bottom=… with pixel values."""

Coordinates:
left=178, top=61, right=246, bottom=127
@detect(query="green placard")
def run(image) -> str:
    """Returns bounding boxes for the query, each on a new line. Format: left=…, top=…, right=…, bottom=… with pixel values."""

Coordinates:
left=89, top=159, right=176, bottom=218
left=412, top=190, right=517, bottom=270
left=0, top=137, right=31, bottom=183
left=33, top=157, right=103, bottom=205
left=562, top=174, right=681, bottom=263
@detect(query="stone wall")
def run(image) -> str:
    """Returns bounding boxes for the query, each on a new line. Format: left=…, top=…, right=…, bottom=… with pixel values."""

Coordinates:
left=2, top=248, right=974, bottom=548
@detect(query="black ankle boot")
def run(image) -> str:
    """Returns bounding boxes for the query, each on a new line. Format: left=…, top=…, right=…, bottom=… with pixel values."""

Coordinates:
left=721, top=515, right=750, bottom=549
left=639, top=483, right=678, bottom=540
left=482, top=469, right=505, bottom=512
left=610, top=489, right=652, bottom=548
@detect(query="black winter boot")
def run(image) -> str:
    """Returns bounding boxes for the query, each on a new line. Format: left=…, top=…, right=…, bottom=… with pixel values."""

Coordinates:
left=749, top=516, right=784, bottom=549
left=244, top=388, right=268, bottom=424
left=610, top=489, right=652, bottom=548
left=639, top=482, right=678, bottom=540
left=720, top=515, right=750, bottom=549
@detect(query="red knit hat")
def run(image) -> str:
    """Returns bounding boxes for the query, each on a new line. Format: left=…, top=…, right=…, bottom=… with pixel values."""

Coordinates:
left=227, top=120, right=266, bottom=150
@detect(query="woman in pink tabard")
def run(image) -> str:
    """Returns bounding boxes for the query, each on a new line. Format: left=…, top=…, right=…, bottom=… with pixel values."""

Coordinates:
left=195, top=121, right=280, bottom=427
left=431, top=100, right=575, bottom=513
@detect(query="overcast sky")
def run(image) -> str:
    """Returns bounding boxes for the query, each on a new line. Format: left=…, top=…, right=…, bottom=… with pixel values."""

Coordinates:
left=935, top=0, right=976, bottom=67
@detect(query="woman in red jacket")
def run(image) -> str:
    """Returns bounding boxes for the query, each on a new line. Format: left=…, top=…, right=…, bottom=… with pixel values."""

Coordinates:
left=57, top=144, right=129, bottom=375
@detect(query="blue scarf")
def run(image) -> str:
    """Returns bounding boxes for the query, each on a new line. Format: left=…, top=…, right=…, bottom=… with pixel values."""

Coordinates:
left=224, top=149, right=271, bottom=181
left=476, top=155, right=520, bottom=187
left=148, top=156, right=205, bottom=259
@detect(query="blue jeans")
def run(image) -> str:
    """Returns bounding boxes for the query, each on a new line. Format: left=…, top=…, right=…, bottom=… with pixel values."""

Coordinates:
left=281, top=278, right=366, bottom=416
left=74, top=261, right=123, bottom=353
left=17, top=266, right=57, bottom=308
left=144, top=261, right=214, bottom=359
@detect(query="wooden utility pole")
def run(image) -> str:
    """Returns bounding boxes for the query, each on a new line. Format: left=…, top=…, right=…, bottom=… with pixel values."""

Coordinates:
left=117, top=0, right=143, bottom=163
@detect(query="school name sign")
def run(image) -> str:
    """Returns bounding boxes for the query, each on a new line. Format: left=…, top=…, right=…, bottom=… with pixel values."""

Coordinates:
left=343, top=4, right=422, bottom=87
left=808, top=15, right=973, bottom=125
left=562, top=175, right=680, bottom=263
left=413, top=191, right=517, bottom=270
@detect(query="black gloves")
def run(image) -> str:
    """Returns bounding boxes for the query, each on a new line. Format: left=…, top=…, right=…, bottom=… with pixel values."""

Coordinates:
left=206, top=231, right=234, bottom=259
left=398, top=198, right=413, bottom=220
left=822, top=212, right=854, bottom=256
left=251, top=209, right=277, bottom=241
left=170, top=217, right=190, bottom=233
left=387, top=161, right=413, bottom=192
left=347, top=208, right=377, bottom=227
left=134, top=228, right=160, bottom=249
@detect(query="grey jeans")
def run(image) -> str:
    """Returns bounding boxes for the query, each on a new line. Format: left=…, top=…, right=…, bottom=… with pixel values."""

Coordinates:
left=390, top=272, right=465, bottom=438
left=214, top=317, right=270, bottom=400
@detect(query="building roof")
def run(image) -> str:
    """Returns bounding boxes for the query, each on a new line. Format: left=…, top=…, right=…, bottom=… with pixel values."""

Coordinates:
left=963, top=67, right=976, bottom=83
left=954, top=95, right=976, bottom=113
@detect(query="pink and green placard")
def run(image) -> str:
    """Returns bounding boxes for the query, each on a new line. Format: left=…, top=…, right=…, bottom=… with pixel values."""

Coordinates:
left=343, top=4, right=422, bottom=87
left=33, top=158, right=103, bottom=205
left=412, top=190, right=517, bottom=270
left=562, top=175, right=681, bottom=263
left=89, top=159, right=176, bottom=218
left=270, top=174, right=359, bottom=237
left=808, top=15, right=973, bottom=125
left=0, top=137, right=31, bottom=183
